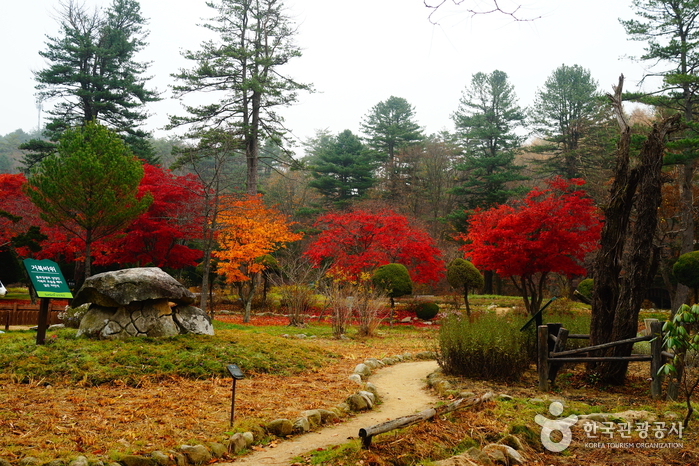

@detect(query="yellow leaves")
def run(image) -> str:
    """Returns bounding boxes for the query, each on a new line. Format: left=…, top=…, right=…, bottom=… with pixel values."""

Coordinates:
left=214, top=194, right=303, bottom=283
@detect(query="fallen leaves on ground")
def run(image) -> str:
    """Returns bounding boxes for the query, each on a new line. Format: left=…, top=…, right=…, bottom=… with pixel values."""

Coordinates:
left=0, top=324, right=431, bottom=462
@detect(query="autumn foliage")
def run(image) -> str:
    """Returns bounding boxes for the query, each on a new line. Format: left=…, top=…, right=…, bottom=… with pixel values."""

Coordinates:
left=214, top=194, right=303, bottom=283
left=459, top=177, right=602, bottom=314
left=304, top=209, right=444, bottom=283
left=92, top=164, right=204, bottom=269
left=0, top=173, right=43, bottom=253
left=0, top=173, right=82, bottom=261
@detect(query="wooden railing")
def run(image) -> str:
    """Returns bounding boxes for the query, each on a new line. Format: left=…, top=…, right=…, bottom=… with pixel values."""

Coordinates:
left=537, top=321, right=672, bottom=399
left=0, top=302, right=65, bottom=330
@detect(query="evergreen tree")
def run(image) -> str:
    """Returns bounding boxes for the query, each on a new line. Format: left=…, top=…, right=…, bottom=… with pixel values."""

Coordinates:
left=621, top=0, right=699, bottom=311
left=308, top=130, right=379, bottom=208
left=361, top=96, right=423, bottom=162
left=361, top=96, right=423, bottom=199
left=33, top=0, right=159, bottom=162
left=529, top=64, right=610, bottom=179
left=450, top=70, right=527, bottom=212
left=25, top=121, right=151, bottom=281
left=168, top=0, right=312, bottom=196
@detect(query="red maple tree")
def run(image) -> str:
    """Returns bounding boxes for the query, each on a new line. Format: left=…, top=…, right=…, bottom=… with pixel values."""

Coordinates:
left=0, top=174, right=40, bottom=251
left=304, top=209, right=444, bottom=284
left=458, top=177, right=602, bottom=315
left=0, top=173, right=83, bottom=263
left=93, top=164, right=205, bottom=269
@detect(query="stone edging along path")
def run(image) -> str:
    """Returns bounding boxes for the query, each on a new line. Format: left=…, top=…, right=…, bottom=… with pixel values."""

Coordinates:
left=4, top=352, right=440, bottom=466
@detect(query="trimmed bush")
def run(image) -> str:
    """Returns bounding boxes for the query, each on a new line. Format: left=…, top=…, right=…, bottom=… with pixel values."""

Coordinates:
left=415, top=301, right=440, bottom=320
left=372, top=263, right=413, bottom=307
left=576, top=278, right=594, bottom=300
left=437, top=313, right=533, bottom=381
left=446, top=258, right=484, bottom=315
left=674, top=251, right=699, bottom=303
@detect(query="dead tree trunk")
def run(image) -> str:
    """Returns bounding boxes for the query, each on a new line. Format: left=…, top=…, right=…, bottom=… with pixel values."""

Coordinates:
left=589, top=75, right=681, bottom=385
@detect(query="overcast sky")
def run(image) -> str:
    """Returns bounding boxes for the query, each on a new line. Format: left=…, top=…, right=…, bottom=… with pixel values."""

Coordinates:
left=2, top=0, right=653, bottom=154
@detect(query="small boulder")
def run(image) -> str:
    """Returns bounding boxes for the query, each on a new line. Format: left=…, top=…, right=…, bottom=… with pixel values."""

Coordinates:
left=353, top=363, right=372, bottom=379
left=301, top=409, right=322, bottom=428
left=267, top=419, right=294, bottom=436
left=293, top=416, right=311, bottom=433
left=228, top=433, right=248, bottom=454
left=150, top=451, right=173, bottom=466
left=179, top=444, right=211, bottom=465
left=346, top=393, right=370, bottom=411
left=67, top=458, right=89, bottom=466
left=482, top=443, right=525, bottom=465
left=318, top=409, right=340, bottom=424
left=173, top=305, right=214, bottom=335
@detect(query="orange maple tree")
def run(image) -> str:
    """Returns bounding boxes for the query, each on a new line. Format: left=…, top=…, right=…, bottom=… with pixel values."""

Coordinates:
left=214, top=194, right=302, bottom=321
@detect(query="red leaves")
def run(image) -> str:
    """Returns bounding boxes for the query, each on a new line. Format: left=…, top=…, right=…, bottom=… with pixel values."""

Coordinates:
left=304, top=209, right=444, bottom=284
left=459, top=177, right=602, bottom=279
left=1, top=167, right=205, bottom=269
left=92, top=164, right=205, bottom=269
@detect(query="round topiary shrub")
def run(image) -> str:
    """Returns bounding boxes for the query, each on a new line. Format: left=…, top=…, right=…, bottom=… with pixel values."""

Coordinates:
left=576, top=278, right=594, bottom=301
left=415, top=301, right=440, bottom=320
left=372, top=263, right=413, bottom=308
left=673, top=251, right=699, bottom=289
left=446, top=258, right=484, bottom=316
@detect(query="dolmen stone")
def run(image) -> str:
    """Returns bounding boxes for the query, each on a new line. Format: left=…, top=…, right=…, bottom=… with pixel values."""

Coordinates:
left=73, top=267, right=213, bottom=339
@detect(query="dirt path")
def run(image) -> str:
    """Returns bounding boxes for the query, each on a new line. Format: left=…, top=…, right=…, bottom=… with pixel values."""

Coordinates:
left=224, top=360, right=440, bottom=465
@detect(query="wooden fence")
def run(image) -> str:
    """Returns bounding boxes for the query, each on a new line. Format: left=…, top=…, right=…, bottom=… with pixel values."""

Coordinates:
left=0, top=302, right=65, bottom=330
left=537, top=321, right=674, bottom=399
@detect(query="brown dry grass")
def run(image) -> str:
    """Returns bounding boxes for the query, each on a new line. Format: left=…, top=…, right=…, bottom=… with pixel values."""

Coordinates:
left=0, top=326, right=434, bottom=462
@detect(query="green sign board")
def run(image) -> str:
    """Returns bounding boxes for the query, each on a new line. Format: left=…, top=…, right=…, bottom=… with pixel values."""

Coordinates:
left=23, top=259, right=73, bottom=299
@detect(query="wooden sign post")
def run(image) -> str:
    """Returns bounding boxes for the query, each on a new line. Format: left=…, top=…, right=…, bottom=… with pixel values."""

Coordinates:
left=22, top=259, right=73, bottom=345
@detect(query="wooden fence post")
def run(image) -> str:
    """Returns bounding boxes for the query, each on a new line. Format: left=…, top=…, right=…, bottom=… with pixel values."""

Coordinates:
left=538, top=325, right=549, bottom=391
left=549, top=327, right=569, bottom=385
left=650, top=320, right=663, bottom=399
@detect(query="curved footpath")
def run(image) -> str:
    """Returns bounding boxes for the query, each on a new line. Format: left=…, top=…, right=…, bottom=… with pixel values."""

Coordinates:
left=224, top=359, right=440, bottom=465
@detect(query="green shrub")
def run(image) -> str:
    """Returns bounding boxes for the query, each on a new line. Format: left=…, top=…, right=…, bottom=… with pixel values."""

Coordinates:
left=576, top=278, right=594, bottom=300
left=437, top=313, right=533, bottom=381
left=446, top=258, right=484, bottom=315
left=372, top=263, right=413, bottom=300
left=414, top=301, right=440, bottom=320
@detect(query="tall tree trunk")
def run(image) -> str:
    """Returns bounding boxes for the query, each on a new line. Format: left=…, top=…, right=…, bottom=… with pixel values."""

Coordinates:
left=199, top=187, right=221, bottom=316
left=84, top=229, right=92, bottom=280
left=671, top=161, right=697, bottom=313
left=239, top=273, right=259, bottom=323
left=589, top=75, right=681, bottom=384
left=245, top=86, right=261, bottom=196
left=483, top=270, right=493, bottom=294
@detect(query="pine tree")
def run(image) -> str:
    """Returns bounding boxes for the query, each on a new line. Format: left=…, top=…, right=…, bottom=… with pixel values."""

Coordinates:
left=308, top=130, right=379, bottom=208
left=24, top=121, right=151, bottom=281
left=529, top=64, right=611, bottom=179
left=33, top=0, right=159, bottom=162
left=168, top=0, right=312, bottom=196
left=361, top=96, right=424, bottom=198
left=450, top=70, right=527, bottom=211
left=361, top=96, right=423, bottom=163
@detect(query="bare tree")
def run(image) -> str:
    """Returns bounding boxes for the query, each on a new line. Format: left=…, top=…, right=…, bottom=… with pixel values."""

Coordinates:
left=424, top=0, right=539, bottom=23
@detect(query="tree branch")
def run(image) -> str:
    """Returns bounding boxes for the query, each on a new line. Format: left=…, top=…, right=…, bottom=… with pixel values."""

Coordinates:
left=424, top=0, right=539, bottom=24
